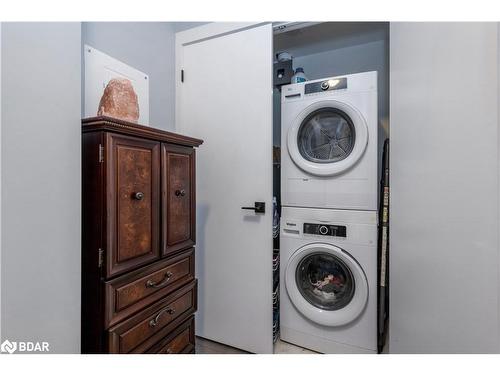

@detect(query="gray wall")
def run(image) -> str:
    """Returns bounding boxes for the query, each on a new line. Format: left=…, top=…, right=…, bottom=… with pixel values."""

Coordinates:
left=389, top=22, right=499, bottom=353
left=82, top=22, right=176, bottom=130
left=1, top=23, right=81, bottom=353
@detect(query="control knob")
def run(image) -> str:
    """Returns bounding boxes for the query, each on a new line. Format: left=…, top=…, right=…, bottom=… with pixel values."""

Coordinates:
left=319, top=225, right=329, bottom=235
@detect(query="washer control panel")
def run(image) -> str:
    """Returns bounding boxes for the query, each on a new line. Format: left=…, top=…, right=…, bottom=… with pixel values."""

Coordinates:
left=303, top=223, right=347, bottom=237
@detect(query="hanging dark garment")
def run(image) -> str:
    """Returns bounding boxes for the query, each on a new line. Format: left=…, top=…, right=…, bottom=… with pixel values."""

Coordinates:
left=378, top=139, right=390, bottom=353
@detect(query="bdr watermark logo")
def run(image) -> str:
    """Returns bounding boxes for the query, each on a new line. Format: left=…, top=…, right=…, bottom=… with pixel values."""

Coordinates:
left=1, top=339, right=50, bottom=354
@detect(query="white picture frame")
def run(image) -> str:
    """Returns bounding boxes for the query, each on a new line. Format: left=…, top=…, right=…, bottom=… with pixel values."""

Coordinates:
left=84, top=44, right=149, bottom=124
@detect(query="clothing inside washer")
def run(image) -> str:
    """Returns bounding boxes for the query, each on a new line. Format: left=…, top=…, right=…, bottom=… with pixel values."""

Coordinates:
left=295, top=252, right=355, bottom=311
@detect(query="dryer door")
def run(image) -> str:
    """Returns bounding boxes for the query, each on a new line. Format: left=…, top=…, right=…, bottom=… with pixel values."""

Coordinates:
left=287, top=100, right=368, bottom=176
left=285, top=243, right=368, bottom=326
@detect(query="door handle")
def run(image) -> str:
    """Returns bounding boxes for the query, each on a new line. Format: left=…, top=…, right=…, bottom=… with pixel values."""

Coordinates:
left=149, top=306, right=176, bottom=327
left=145, top=271, right=173, bottom=288
left=241, top=201, right=265, bottom=214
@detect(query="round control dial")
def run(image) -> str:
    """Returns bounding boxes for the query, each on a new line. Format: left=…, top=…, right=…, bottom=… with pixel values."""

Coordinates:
left=320, top=81, right=329, bottom=90
left=319, top=225, right=329, bottom=235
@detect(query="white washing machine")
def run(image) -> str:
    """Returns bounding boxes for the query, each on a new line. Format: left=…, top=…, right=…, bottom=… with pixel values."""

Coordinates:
left=281, top=71, right=378, bottom=211
left=280, top=206, right=377, bottom=353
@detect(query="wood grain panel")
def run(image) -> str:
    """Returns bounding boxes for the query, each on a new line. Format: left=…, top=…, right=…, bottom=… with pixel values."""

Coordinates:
left=104, top=248, right=195, bottom=328
left=162, top=144, right=195, bottom=256
left=146, top=316, right=195, bottom=354
left=108, top=280, right=197, bottom=353
left=106, top=133, right=161, bottom=278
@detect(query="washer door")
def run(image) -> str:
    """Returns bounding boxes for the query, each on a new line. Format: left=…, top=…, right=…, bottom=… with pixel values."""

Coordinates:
left=287, top=100, right=368, bottom=176
left=285, top=243, right=368, bottom=326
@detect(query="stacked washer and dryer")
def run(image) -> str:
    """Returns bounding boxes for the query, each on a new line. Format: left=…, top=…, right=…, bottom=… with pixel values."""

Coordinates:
left=280, top=71, right=379, bottom=353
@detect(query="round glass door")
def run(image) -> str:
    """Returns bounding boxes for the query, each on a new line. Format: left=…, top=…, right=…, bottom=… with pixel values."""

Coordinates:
left=295, top=252, right=355, bottom=311
left=297, top=109, right=356, bottom=164
left=285, top=243, right=368, bottom=326
left=287, top=100, right=368, bottom=177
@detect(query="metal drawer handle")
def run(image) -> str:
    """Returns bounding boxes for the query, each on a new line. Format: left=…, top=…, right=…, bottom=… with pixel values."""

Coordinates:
left=175, top=189, right=186, bottom=197
left=146, top=271, right=173, bottom=288
left=149, top=306, right=176, bottom=327
left=133, top=191, right=145, bottom=200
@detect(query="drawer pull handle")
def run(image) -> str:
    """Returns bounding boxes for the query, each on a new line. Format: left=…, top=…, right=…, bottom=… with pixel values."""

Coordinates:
left=175, top=189, right=186, bottom=197
left=133, top=191, right=145, bottom=200
left=146, top=272, right=173, bottom=288
left=149, top=307, right=176, bottom=327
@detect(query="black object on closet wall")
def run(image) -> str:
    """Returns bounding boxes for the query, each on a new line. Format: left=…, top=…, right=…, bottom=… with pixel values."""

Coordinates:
left=378, top=138, right=390, bottom=353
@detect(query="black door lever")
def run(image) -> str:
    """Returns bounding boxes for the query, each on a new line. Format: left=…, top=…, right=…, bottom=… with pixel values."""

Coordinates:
left=241, top=201, right=265, bottom=214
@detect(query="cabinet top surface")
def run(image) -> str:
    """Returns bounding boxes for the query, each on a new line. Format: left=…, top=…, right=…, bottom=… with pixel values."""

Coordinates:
left=82, top=116, right=203, bottom=147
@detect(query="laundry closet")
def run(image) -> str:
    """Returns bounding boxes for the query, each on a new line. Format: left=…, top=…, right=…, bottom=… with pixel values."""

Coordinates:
left=175, top=22, right=500, bottom=354
left=272, top=22, right=389, bottom=354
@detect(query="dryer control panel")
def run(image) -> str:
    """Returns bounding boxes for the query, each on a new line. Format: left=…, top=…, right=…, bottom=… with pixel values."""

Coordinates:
left=305, top=77, right=347, bottom=94
left=303, top=223, right=347, bottom=237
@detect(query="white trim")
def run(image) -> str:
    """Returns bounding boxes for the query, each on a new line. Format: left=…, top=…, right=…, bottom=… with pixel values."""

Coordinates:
left=176, top=22, right=268, bottom=46
left=286, top=99, right=369, bottom=176
left=285, top=243, right=368, bottom=327
left=272, top=22, right=322, bottom=35
left=0, top=21, right=3, bottom=341
left=497, top=21, right=500, bottom=354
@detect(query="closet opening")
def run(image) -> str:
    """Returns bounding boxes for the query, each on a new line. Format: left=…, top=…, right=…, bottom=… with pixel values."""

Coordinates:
left=272, top=21, right=389, bottom=354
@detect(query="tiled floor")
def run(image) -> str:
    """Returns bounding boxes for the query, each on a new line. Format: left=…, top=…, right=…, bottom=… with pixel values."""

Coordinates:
left=274, top=339, right=317, bottom=354
left=195, top=336, right=317, bottom=354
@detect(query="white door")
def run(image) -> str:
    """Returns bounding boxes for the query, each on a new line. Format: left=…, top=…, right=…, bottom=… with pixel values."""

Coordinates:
left=176, top=23, right=273, bottom=353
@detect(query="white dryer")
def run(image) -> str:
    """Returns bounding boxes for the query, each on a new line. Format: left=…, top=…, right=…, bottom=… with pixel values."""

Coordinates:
left=280, top=206, right=377, bottom=353
left=281, top=71, right=378, bottom=211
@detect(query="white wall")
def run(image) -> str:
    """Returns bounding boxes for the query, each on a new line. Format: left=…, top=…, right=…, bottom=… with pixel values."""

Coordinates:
left=389, top=22, right=499, bottom=353
left=0, top=22, right=3, bottom=343
left=1, top=22, right=81, bottom=353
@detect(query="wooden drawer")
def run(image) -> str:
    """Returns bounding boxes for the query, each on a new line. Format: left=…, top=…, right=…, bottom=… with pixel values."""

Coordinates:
left=146, top=316, right=195, bottom=354
left=108, top=280, right=197, bottom=353
left=104, top=249, right=195, bottom=328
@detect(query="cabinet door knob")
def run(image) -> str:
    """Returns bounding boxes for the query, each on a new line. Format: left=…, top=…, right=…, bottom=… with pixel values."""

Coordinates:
left=175, top=189, right=186, bottom=197
left=133, top=191, right=145, bottom=200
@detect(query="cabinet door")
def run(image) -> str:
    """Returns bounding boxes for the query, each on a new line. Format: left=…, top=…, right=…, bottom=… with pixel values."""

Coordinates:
left=106, top=133, right=161, bottom=278
left=162, top=144, right=195, bottom=256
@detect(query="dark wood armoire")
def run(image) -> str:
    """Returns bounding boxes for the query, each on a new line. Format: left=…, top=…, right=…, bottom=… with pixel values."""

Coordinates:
left=82, top=116, right=203, bottom=354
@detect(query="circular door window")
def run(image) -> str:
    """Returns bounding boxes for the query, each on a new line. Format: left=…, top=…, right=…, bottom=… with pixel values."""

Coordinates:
left=297, top=109, right=356, bottom=164
left=285, top=243, right=368, bottom=326
left=295, top=252, right=355, bottom=311
left=287, top=100, right=369, bottom=176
